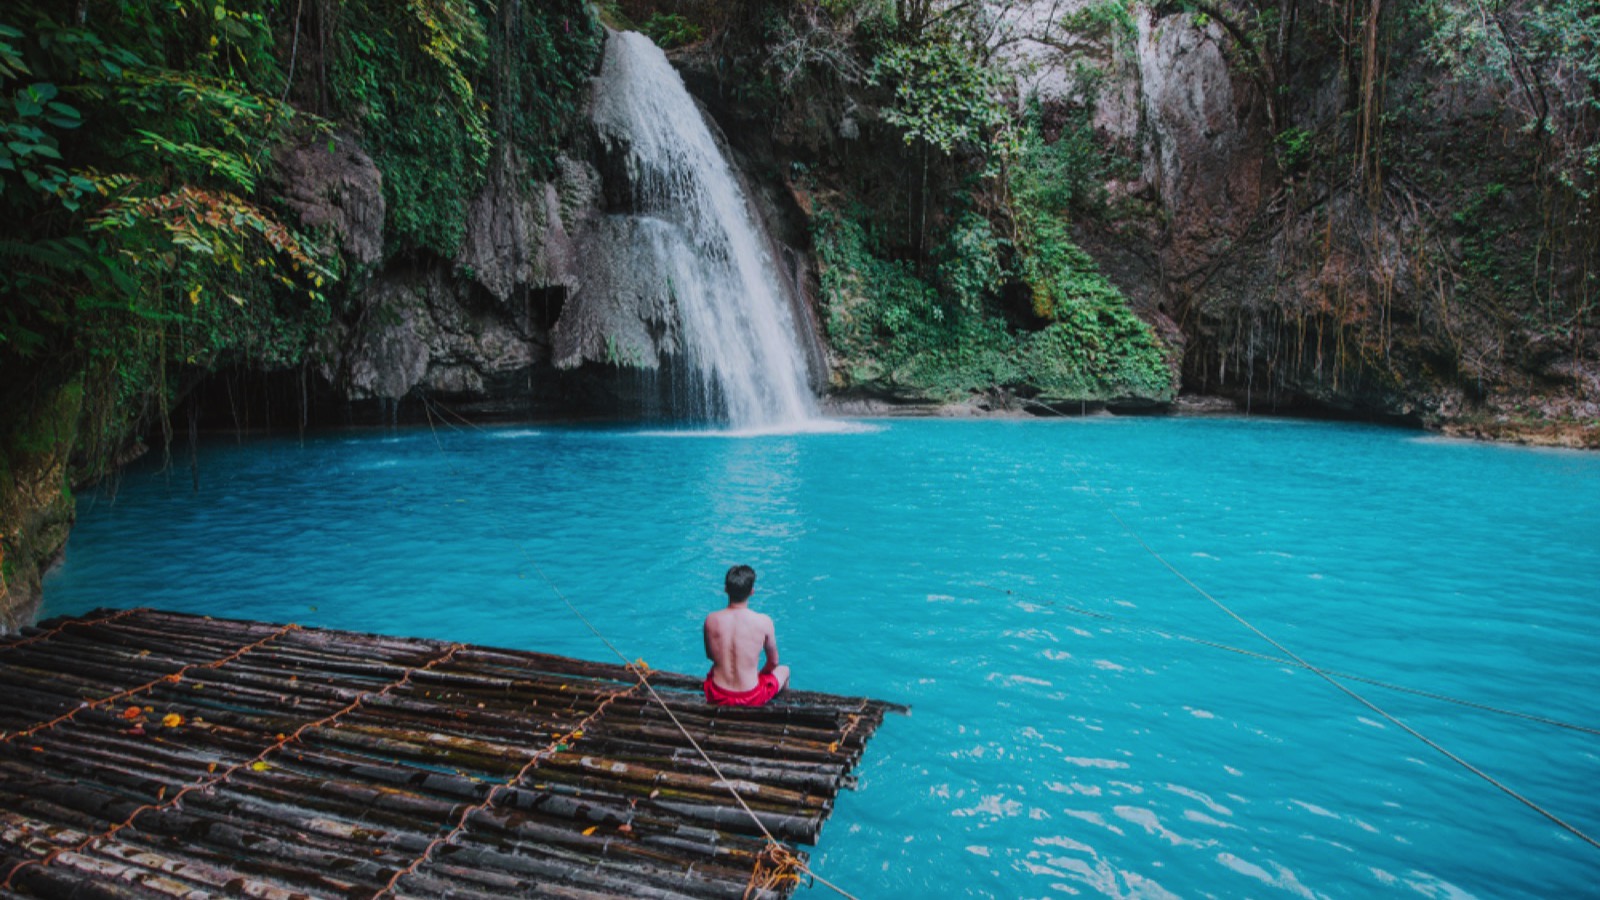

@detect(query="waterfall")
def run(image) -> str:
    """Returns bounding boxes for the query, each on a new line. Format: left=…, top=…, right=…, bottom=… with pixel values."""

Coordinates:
left=588, top=31, right=820, bottom=431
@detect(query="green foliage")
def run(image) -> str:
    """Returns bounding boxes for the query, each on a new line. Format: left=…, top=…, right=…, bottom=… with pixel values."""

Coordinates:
left=0, top=1, right=339, bottom=497
left=1419, top=0, right=1600, bottom=200
left=792, top=6, right=1171, bottom=404
left=1002, top=101, right=1174, bottom=398
left=330, top=0, right=488, bottom=256
left=1010, top=98, right=1109, bottom=216
left=1275, top=125, right=1313, bottom=172
left=814, top=206, right=1171, bottom=401
left=330, top=0, right=600, bottom=256
left=869, top=39, right=1009, bottom=157
left=642, top=13, right=702, bottom=49
left=936, top=213, right=1004, bottom=314
left=487, top=1, right=603, bottom=183
left=0, top=78, right=87, bottom=207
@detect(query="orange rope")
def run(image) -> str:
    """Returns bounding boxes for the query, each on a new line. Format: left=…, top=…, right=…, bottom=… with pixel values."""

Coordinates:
left=835, top=710, right=865, bottom=746
left=743, top=843, right=806, bottom=899
left=0, top=607, right=150, bottom=651
left=372, top=676, right=644, bottom=898
left=0, top=641, right=466, bottom=891
left=0, top=621, right=302, bottom=743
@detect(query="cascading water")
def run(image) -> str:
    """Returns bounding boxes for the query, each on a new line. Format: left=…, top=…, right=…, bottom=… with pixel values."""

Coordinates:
left=586, top=31, right=820, bottom=430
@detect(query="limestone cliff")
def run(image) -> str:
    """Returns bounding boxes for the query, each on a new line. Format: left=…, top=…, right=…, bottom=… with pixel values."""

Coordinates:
left=1031, top=3, right=1598, bottom=444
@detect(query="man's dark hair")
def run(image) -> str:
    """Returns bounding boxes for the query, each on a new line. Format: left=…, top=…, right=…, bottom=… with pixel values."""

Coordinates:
left=725, top=565, right=755, bottom=602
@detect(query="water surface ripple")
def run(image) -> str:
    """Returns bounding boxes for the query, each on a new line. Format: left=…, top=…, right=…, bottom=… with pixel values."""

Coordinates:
left=43, top=418, right=1600, bottom=897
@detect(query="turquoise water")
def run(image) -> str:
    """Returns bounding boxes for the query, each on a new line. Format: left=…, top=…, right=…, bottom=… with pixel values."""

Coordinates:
left=41, top=417, right=1600, bottom=897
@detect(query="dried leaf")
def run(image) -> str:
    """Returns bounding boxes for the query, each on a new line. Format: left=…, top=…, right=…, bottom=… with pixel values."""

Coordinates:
left=250, top=761, right=269, bottom=772
left=617, top=823, right=633, bottom=834
left=581, top=826, right=597, bottom=836
left=122, top=706, right=141, bottom=720
left=162, top=713, right=183, bottom=728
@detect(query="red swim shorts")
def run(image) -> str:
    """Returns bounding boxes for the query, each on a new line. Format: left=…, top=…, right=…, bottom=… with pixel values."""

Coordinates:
left=704, top=671, right=783, bottom=707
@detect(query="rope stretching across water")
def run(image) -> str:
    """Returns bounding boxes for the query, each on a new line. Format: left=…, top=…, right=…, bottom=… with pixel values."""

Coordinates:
left=968, top=581, right=1600, bottom=737
left=1032, top=409, right=1600, bottom=854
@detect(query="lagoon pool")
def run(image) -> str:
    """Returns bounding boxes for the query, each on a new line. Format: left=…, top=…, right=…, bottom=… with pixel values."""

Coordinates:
left=42, top=416, right=1600, bottom=897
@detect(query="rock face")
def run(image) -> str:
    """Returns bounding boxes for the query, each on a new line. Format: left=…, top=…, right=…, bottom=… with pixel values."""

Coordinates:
left=285, top=148, right=606, bottom=421
left=1131, top=12, right=1269, bottom=271
left=0, top=381, right=85, bottom=633
left=261, top=31, right=825, bottom=427
left=1012, top=2, right=1598, bottom=438
left=198, top=11, right=1598, bottom=440
left=277, top=132, right=386, bottom=269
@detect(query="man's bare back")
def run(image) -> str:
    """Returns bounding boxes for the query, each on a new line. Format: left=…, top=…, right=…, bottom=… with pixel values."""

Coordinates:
left=702, top=565, right=790, bottom=706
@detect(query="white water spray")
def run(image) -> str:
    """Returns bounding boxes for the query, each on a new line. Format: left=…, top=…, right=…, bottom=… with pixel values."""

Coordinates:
left=590, top=31, right=819, bottom=430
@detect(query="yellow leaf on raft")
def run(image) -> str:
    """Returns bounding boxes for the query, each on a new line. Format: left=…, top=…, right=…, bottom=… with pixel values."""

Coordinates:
left=250, top=761, right=269, bottom=772
left=162, top=713, right=183, bottom=728
left=582, top=826, right=597, bottom=836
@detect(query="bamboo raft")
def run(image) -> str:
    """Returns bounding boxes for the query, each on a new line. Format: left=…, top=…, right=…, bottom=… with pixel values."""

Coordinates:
left=0, top=608, right=902, bottom=899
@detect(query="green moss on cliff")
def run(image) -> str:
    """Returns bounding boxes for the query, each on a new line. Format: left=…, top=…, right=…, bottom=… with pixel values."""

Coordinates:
left=328, top=0, right=601, bottom=257
left=815, top=207, right=1172, bottom=403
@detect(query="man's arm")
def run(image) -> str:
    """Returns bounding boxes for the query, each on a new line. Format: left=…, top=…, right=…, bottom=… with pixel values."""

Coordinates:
left=760, top=618, right=779, bottom=674
left=703, top=617, right=714, bottom=663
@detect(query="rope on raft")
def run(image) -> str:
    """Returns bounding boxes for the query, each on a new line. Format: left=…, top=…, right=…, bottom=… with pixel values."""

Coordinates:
left=0, top=606, right=150, bottom=650
left=421, top=397, right=864, bottom=900
left=0, top=640, right=468, bottom=891
left=0, top=620, right=303, bottom=743
left=376, top=676, right=645, bottom=898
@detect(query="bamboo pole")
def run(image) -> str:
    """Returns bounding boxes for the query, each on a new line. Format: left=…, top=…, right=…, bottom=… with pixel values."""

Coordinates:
left=0, top=611, right=892, bottom=899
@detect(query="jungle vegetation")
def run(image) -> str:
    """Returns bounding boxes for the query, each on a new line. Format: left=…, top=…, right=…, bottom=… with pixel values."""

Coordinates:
left=0, top=0, right=600, bottom=604
left=2, top=0, right=1597, bottom=606
left=616, top=0, right=1179, bottom=404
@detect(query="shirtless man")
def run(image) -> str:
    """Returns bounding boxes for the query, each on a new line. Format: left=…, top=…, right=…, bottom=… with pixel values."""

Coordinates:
left=702, top=565, right=790, bottom=707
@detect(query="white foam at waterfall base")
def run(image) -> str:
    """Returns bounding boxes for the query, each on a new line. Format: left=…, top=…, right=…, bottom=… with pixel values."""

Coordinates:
left=592, top=31, right=820, bottom=432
